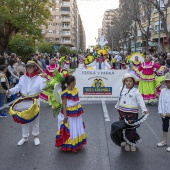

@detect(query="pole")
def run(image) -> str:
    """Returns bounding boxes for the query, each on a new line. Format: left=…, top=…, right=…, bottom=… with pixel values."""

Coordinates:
left=158, top=0, right=161, bottom=52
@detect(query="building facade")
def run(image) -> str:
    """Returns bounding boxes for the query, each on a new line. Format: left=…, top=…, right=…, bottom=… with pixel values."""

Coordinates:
left=41, top=0, right=86, bottom=51
left=101, top=9, right=119, bottom=49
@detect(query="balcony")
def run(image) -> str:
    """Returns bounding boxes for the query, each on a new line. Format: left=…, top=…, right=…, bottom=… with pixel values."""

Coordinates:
left=61, top=2, right=70, bottom=7
left=62, top=17, right=71, bottom=22
left=62, top=26, right=70, bottom=29
left=61, top=11, right=70, bottom=15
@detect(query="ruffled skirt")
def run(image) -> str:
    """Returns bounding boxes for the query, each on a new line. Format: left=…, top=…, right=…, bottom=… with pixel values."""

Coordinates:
left=138, top=74, right=165, bottom=103
left=55, top=113, right=86, bottom=151
left=134, top=69, right=166, bottom=103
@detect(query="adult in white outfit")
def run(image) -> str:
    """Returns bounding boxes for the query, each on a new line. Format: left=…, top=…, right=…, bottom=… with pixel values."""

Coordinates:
left=7, top=60, right=46, bottom=146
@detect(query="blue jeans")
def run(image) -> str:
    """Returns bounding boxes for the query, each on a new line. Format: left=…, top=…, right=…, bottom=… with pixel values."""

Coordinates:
left=0, top=93, right=6, bottom=115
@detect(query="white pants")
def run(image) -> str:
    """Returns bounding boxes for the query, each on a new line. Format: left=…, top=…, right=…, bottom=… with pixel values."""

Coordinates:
left=22, top=115, right=39, bottom=138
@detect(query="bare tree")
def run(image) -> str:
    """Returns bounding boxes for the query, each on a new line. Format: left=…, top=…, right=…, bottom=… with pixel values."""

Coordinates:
left=124, top=0, right=153, bottom=53
left=143, top=0, right=170, bottom=52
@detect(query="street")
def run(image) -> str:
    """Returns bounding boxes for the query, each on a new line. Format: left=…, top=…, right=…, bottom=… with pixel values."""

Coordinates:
left=0, top=101, right=170, bottom=170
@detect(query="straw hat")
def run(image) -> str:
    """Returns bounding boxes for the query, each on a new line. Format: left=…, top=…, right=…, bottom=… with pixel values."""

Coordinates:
left=122, top=73, right=135, bottom=83
left=26, top=60, right=36, bottom=67
left=162, top=73, right=170, bottom=84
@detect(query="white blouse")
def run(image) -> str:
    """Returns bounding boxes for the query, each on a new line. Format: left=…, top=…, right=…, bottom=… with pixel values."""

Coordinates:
left=158, top=88, right=170, bottom=115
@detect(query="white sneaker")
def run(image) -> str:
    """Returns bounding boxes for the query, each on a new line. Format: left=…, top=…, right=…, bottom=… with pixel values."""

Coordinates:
left=18, top=138, right=28, bottom=146
left=157, top=141, right=167, bottom=147
left=166, top=147, right=170, bottom=152
left=34, top=138, right=40, bottom=146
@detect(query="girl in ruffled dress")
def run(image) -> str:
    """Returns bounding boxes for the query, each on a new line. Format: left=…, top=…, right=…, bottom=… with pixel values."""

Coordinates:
left=55, top=75, right=86, bottom=152
left=116, top=73, right=148, bottom=151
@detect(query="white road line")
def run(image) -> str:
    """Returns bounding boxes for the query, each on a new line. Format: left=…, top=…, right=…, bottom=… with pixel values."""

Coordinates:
left=102, top=100, right=110, bottom=122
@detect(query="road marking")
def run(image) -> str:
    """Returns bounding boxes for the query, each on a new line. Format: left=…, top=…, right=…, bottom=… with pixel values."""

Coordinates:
left=102, top=100, right=110, bottom=122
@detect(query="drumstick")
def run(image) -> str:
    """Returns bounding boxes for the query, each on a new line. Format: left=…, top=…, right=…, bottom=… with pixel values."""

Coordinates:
left=34, top=62, right=44, bottom=73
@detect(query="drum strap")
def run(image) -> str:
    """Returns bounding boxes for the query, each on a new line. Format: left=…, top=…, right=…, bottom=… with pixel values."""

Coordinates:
left=21, top=93, right=39, bottom=99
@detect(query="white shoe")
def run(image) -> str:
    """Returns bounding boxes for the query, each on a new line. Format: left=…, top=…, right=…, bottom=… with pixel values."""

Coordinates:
left=157, top=141, right=167, bottom=147
left=166, top=147, right=170, bottom=152
left=18, top=138, right=28, bottom=146
left=34, top=138, right=40, bottom=146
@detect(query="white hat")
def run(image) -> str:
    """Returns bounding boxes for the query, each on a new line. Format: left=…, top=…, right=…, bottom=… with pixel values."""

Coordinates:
left=122, top=73, right=135, bottom=83
left=162, top=73, right=170, bottom=84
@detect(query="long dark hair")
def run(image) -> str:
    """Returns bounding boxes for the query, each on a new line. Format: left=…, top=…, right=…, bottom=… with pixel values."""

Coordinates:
left=61, top=75, right=75, bottom=91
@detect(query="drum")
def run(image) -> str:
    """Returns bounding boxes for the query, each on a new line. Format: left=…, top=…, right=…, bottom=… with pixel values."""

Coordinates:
left=9, top=98, right=39, bottom=124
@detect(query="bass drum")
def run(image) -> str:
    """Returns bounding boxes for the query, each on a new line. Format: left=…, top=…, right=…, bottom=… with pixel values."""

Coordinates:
left=9, top=97, right=39, bottom=124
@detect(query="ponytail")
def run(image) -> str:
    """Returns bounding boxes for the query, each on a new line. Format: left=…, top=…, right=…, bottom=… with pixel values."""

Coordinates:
left=61, top=75, right=75, bottom=91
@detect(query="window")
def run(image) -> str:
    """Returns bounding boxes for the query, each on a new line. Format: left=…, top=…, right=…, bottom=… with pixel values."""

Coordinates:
left=49, top=22, right=53, bottom=26
left=56, top=30, right=60, bottom=34
left=56, top=0, right=59, bottom=4
left=63, top=38, right=70, bottom=41
left=41, top=30, right=45, bottom=34
left=63, top=23, right=70, bottom=27
left=154, top=21, right=163, bottom=31
left=63, top=31, right=70, bottom=35
left=49, top=30, right=53, bottom=33
left=56, top=23, right=60, bottom=26
left=56, top=38, right=60, bottom=41
left=56, top=16, right=60, bottom=19
left=49, top=38, right=53, bottom=42
left=56, top=8, right=59, bottom=11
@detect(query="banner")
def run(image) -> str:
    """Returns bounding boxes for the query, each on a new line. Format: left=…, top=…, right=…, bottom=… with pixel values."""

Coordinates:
left=73, top=69, right=127, bottom=101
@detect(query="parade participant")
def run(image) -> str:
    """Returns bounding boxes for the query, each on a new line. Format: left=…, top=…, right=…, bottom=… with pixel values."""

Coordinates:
left=115, top=53, right=122, bottom=69
left=63, top=56, right=70, bottom=69
left=157, top=73, right=170, bottom=152
left=135, top=54, right=166, bottom=104
left=133, top=56, right=141, bottom=68
left=85, top=54, right=111, bottom=70
left=40, top=57, right=61, bottom=103
left=7, top=60, right=46, bottom=146
left=87, top=53, right=94, bottom=63
left=111, top=56, right=116, bottom=69
left=115, top=73, right=148, bottom=151
left=55, top=75, right=86, bottom=152
left=0, top=65, right=9, bottom=118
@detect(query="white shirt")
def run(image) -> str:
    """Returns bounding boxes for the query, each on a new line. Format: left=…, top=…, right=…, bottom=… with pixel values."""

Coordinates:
left=158, top=88, right=170, bottom=115
left=10, top=74, right=46, bottom=105
left=115, top=87, right=147, bottom=113
left=86, top=61, right=111, bottom=70
left=114, top=55, right=122, bottom=62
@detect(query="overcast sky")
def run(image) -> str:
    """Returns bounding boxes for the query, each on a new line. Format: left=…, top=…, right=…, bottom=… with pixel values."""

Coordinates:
left=77, top=0, right=119, bottom=47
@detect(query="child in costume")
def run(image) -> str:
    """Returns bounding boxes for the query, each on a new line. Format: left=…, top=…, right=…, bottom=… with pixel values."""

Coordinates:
left=115, top=73, right=148, bottom=151
left=40, top=57, right=61, bottom=103
left=157, top=73, right=170, bottom=152
left=7, top=61, right=46, bottom=146
left=55, top=75, right=86, bottom=152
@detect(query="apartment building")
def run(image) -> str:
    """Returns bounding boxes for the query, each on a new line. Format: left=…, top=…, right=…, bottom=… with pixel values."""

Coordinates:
left=101, top=9, right=119, bottom=48
left=98, top=28, right=102, bottom=39
left=41, top=0, right=86, bottom=51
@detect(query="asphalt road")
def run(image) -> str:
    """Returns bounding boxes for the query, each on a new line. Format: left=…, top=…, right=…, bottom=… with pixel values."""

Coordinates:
left=0, top=101, right=170, bottom=170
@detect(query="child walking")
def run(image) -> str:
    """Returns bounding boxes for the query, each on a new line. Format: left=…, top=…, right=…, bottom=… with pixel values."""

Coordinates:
left=55, top=75, right=86, bottom=152
left=157, top=73, right=170, bottom=152
left=116, top=73, right=148, bottom=151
